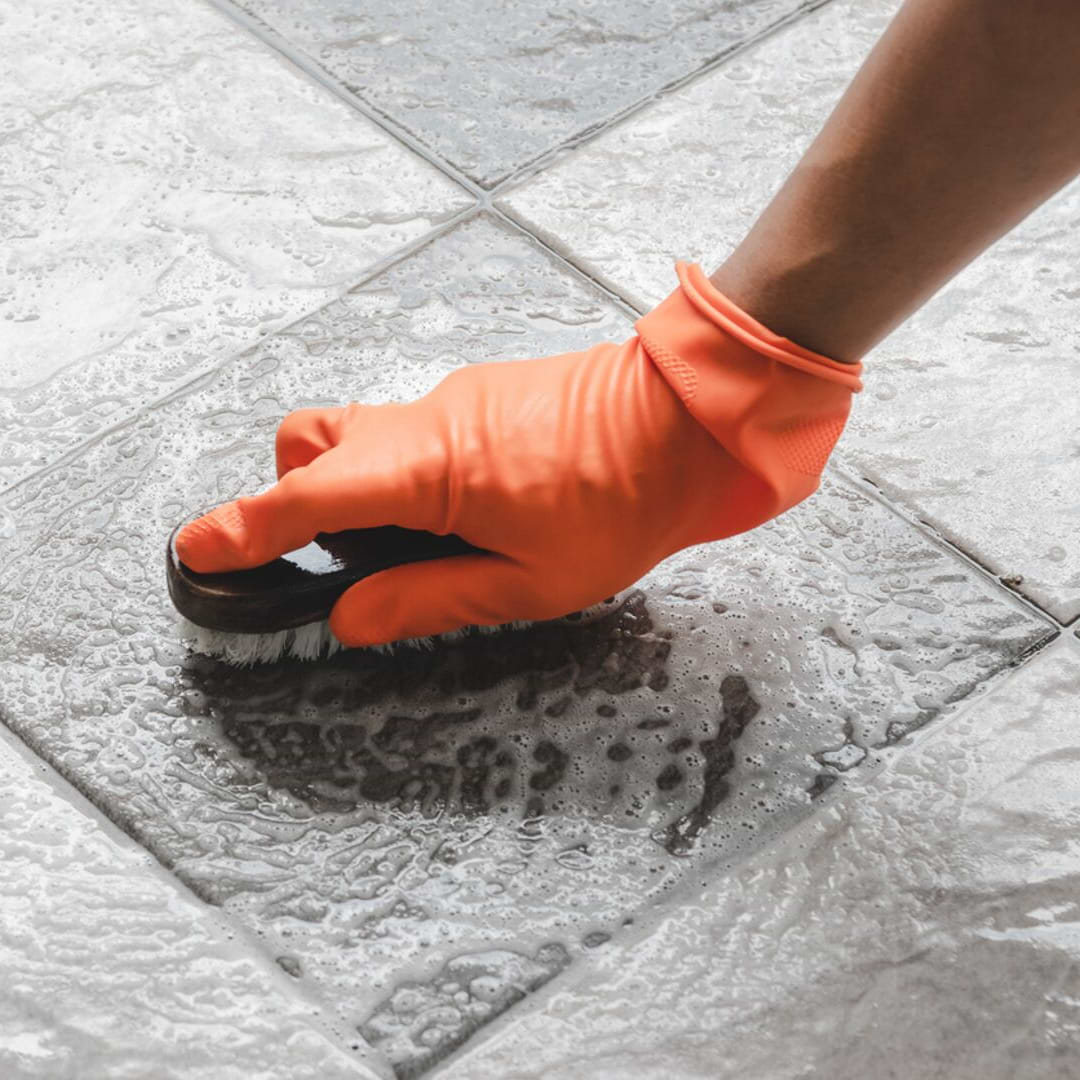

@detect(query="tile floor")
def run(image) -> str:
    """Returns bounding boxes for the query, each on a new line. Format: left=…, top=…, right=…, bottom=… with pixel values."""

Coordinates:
left=0, top=0, right=470, bottom=489
left=1, top=0, right=1077, bottom=1077
left=0, top=723, right=371, bottom=1080
left=232, top=0, right=832, bottom=187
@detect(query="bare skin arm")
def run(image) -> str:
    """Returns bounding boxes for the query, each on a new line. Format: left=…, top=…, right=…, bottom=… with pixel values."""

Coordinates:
left=709, top=0, right=1080, bottom=364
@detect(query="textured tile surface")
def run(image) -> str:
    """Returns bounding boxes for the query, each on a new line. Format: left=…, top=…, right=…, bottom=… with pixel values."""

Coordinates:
left=498, top=0, right=901, bottom=309
left=235, top=0, right=828, bottom=188
left=0, top=216, right=1054, bottom=1076
left=0, top=726, right=374, bottom=1080
left=500, top=0, right=1080, bottom=624
left=0, top=0, right=470, bottom=489
left=439, top=642, right=1080, bottom=1080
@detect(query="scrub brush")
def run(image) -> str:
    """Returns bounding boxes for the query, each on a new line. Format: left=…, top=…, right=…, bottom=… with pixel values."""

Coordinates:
left=166, top=523, right=526, bottom=666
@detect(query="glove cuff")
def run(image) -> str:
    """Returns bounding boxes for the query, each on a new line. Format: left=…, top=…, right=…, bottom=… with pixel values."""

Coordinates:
left=636, top=261, right=864, bottom=396
left=634, top=261, right=865, bottom=526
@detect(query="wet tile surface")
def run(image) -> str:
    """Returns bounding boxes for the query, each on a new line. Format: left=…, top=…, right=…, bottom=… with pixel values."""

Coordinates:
left=498, top=0, right=901, bottom=310
left=499, top=0, right=1080, bottom=625
left=439, top=642, right=1080, bottom=1080
left=0, top=725, right=373, bottom=1080
left=0, top=216, right=1054, bottom=1076
left=0, top=0, right=471, bottom=490
left=833, top=207, right=1080, bottom=625
left=234, top=0, right=827, bottom=188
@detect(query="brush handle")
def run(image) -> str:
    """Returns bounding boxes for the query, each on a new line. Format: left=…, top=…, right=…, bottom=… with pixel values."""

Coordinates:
left=166, top=525, right=479, bottom=634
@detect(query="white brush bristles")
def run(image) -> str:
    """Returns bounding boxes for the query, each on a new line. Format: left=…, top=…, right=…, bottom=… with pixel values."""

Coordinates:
left=177, top=615, right=540, bottom=667
left=178, top=616, right=345, bottom=667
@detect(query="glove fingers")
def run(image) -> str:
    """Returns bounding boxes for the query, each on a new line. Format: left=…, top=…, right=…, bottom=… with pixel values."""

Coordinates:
left=328, top=554, right=543, bottom=648
left=175, top=444, right=432, bottom=573
left=275, top=406, right=349, bottom=479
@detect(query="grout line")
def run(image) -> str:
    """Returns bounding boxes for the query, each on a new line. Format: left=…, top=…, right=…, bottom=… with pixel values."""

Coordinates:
left=492, top=199, right=658, bottom=314
left=830, top=461, right=1069, bottom=633
left=0, top=713, right=368, bottom=1073
left=486, top=0, right=838, bottom=196
left=489, top=210, right=646, bottom=322
left=0, top=203, right=477, bottom=504
left=201, top=0, right=488, bottom=204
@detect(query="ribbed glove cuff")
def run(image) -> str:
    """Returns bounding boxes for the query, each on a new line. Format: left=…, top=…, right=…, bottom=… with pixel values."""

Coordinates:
left=634, top=261, right=865, bottom=522
left=636, top=261, right=864, bottom=396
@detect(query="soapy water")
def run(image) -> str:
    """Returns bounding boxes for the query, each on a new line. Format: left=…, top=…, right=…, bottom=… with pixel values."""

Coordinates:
left=0, top=453, right=1054, bottom=1076
left=359, top=945, right=571, bottom=1078
left=179, top=590, right=765, bottom=1075
left=183, top=592, right=755, bottom=854
left=173, top=561, right=1044, bottom=1076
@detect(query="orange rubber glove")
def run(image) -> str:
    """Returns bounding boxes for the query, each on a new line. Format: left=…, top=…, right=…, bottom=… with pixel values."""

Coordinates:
left=176, top=261, right=864, bottom=647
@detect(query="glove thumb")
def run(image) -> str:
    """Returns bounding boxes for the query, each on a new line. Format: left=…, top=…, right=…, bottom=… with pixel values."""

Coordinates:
left=329, top=553, right=544, bottom=648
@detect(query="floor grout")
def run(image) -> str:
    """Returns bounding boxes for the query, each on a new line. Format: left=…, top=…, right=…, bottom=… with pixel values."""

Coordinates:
left=0, top=203, right=477, bottom=505
left=832, top=463, right=1071, bottom=634
left=0, top=708, right=362, bottom=1073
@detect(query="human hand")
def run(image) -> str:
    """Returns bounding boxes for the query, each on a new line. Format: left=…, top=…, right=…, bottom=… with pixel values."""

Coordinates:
left=175, top=262, right=863, bottom=648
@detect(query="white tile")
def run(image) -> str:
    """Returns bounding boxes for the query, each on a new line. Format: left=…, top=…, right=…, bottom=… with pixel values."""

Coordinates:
left=0, top=0, right=471, bottom=488
left=237, top=0, right=830, bottom=187
left=439, top=642, right=1080, bottom=1079
left=500, top=0, right=1080, bottom=623
left=0, top=727, right=380, bottom=1080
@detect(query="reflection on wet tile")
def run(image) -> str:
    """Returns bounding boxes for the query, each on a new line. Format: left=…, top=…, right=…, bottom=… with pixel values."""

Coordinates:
left=439, top=645, right=1080, bottom=1080
left=0, top=216, right=1053, bottom=1075
left=0, top=727, right=373, bottom=1080
left=235, top=0, right=827, bottom=187
left=499, top=0, right=1080, bottom=623
left=0, top=0, right=471, bottom=489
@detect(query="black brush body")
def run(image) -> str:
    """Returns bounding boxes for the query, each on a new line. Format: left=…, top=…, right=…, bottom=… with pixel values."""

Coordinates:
left=166, top=525, right=479, bottom=634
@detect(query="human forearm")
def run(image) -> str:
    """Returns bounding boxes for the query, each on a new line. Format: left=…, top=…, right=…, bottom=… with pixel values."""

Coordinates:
left=709, top=0, right=1080, bottom=363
